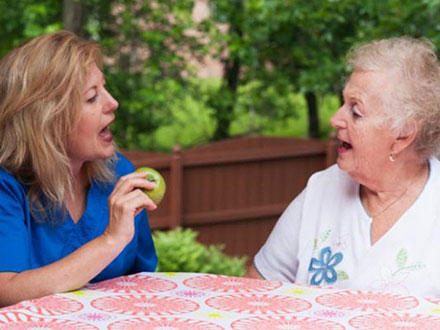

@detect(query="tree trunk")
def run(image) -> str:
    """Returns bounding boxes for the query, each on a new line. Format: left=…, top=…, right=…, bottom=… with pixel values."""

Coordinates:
left=211, top=0, right=244, bottom=141
left=212, top=57, right=241, bottom=141
left=305, top=91, right=319, bottom=138
left=63, top=0, right=86, bottom=36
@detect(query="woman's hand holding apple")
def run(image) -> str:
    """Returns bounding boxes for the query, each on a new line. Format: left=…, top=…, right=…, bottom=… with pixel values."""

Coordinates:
left=134, top=167, right=166, bottom=205
left=104, top=172, right=157, bottom=247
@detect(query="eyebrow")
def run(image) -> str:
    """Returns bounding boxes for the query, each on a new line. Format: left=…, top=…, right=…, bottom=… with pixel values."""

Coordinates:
left=83, top=86, right=96, bottom=94
left=343, top=85, right=364, bottom=101
left=83, top=76, right=105, bottom=95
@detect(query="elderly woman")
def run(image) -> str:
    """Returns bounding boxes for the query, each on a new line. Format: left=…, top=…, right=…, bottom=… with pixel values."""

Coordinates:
left=247, top=36, right=440, bottom=297
left=0, top=31, right=158, bottom=307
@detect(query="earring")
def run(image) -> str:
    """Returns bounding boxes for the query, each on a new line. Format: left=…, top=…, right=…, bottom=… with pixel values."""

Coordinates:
left=389, top=153, right=395, bottom=162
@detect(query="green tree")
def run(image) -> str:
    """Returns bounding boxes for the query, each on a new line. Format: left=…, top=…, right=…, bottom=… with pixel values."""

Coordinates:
left=63, top=0, right=86, bottom=36
left=207, top=0, right=304, bottom=140
left=207, top=0, right=244, bottom=140
left=209, top=0, right=440, bottom=139
left=92, top=0, right=209, bottom=149
left=0, top=0, right=61, bottom=57
left=247, top=0, right=361, bottom=138
left=3, top=0, right=440, bottom=148
left=205, top=0, right=361, bottom=139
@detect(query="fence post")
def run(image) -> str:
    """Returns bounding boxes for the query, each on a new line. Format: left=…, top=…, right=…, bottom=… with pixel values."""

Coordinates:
left=169, top=145, right=183, bottom=229
left=325, top=134, right=338, bottom=168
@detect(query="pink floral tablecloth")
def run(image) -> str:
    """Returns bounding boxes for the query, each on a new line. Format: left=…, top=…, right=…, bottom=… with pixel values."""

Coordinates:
left=2, top=272, right=440, bottom=329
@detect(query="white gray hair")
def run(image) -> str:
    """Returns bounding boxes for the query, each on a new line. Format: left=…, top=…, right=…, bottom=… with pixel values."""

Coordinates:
left=347, top=36, right=440, bottom=159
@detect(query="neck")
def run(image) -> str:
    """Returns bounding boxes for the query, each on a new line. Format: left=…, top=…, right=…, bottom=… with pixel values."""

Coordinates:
left=66, top=161, right=89, bottom=223
left=364, top=154, right=428, bottom=194
left=361, top=158, right=429, bottom=217
left=68, top=160, right=88, bottom=198
left=70, top=159, right=84, bottom=178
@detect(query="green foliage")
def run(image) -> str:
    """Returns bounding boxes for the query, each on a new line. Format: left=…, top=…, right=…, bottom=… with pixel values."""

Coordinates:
left=231, top=82, right=338, bottom=139
left=3, top=1, right=440, bottom=149
left=106, top=73, right=188, bottom=150
left=124, top=77, right=337, bottom=151
left=92, top=0, right=210, bottom=149
left=153, top=227, right=247, bottom=277
left=0, top=0, right=61, bottom=56
left=152, top=78, right=216, bottom=151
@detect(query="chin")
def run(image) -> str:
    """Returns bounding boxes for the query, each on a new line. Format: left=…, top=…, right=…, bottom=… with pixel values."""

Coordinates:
left=336, top=157, right=352, bottom=173
left=103, top=150, right=116, bottom=160
left=93, top=141, right=117, bottom=160
left=96, top=146, right=115, bottom=160
left=336, top=157, right=345, bottom=169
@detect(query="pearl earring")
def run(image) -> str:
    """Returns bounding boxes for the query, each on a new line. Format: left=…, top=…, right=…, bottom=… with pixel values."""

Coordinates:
left=389, top=153, right=395, bottom=162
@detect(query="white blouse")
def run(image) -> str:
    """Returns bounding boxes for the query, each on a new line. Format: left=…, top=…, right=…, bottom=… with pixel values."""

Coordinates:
left=254, top=157, right=440, bottom=297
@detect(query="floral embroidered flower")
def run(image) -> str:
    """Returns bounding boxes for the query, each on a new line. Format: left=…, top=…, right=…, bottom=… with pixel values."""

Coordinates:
left=368, top=266, right=410, bottom=295
left=309, top=246, right=343, bottom=285
left=368, top=248, right=425, bottom=295
left=331, top=234, right=350, bottom=251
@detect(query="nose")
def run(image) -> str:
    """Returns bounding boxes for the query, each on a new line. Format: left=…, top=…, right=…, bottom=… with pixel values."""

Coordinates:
left=330, top=105, right=346, bottom=129
left=104, top=89, right=118, bottom=113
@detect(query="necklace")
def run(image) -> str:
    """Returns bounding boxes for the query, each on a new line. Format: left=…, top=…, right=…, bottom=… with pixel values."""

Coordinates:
left=364, top=186, right=409, bottom=218
left=361, top=164, right=428, bottom=218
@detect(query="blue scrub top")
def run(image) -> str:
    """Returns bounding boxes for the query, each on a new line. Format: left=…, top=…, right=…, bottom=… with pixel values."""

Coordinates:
left=0, top=153, right=157, bottom=283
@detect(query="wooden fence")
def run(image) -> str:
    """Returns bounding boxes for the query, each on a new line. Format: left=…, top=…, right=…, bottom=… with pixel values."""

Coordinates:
left=122, top=136, right=337, bottom=261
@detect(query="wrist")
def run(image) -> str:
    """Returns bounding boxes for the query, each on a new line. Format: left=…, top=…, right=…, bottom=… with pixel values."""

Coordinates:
left=100, top=231, right=129, bottom=252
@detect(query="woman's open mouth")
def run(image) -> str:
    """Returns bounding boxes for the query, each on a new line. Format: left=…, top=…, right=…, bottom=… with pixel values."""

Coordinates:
left=99, top=125, right=113, bottom=143
left=338, top=141, right=352, bottom=153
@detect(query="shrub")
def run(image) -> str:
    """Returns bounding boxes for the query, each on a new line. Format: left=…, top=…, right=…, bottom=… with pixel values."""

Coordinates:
left=152, top=227, right=247, bottom=277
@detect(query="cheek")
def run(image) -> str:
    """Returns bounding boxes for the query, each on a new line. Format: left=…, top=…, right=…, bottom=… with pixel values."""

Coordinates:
left=355, top=130, right=389, bottom=161
left=67, top=122, right=96, bottom=150
left=70, top=128, right=89, bottom=146
left=76, top=115, right=99, bottom=138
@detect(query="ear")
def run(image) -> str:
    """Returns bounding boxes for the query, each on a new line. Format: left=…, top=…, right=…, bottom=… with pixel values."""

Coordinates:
left=390, top=120, right=418, bottom=156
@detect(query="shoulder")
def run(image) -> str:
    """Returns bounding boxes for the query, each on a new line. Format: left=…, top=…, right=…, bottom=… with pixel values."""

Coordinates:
left=303, top=164, right=357, bottom=204
left=0, top=167, right=27, bottom=201
left=308, top=164, right=353, bottom=188
left=429, top=157, right=440, bottom=179
left=0, top=167, right=15, bottom=181
left=424, top=157, right=440, bottom=193
left=0, top=167, right=25, bottom=191
left=114, top=152, right=136, bottom=178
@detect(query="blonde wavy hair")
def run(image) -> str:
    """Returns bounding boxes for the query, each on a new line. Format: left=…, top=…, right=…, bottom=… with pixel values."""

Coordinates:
left=0, top=30, right=116, bottom=222
left=347, top=36, right=440, bottom=160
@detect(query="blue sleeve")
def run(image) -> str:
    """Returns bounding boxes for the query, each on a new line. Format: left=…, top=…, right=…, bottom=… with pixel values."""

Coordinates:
left=115, top=153, right=158, bottom=272
left=0, top=170, right=32, bottom=272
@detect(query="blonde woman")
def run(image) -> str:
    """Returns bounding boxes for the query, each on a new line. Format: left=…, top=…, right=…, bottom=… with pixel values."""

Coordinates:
left=0, top=31, right=158, bottom=307
left=248, top=37, right=440, bottom=297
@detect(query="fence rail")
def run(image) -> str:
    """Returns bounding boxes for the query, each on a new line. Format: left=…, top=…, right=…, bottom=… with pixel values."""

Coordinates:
left=123, top=136, right=337, bottom=261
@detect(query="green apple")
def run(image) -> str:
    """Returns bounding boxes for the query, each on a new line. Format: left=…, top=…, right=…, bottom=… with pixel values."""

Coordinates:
left=135, top=167, right=166, bottom=205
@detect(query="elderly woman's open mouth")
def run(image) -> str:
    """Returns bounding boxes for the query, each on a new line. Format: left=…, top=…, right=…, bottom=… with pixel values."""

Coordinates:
left=338, top=139, right=353, bottom=152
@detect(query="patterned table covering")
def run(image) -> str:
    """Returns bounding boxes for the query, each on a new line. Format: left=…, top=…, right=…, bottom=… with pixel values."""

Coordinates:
left=2, top=272, right=440, bottom=329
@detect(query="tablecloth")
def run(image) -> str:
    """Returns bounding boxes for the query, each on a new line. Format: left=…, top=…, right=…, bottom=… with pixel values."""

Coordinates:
left=2, top=271, right=440, bottom=329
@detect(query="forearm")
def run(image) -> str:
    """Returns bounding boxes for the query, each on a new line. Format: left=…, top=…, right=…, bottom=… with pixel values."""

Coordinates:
left=245, top=263, right=264, bottom=280
left=0, top=233, right=126, bottom=307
